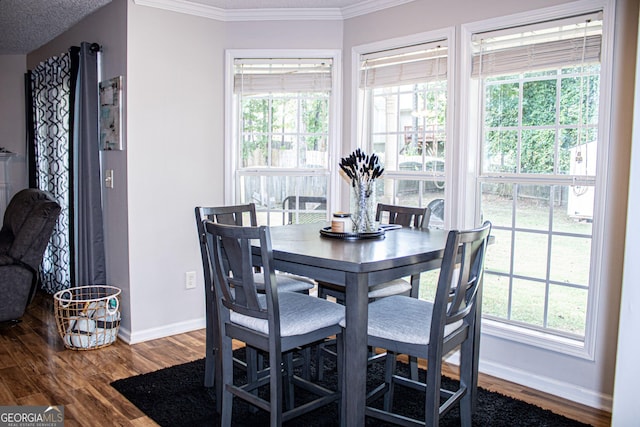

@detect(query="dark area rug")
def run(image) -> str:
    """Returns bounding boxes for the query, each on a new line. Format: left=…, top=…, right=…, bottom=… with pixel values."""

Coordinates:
left=111, top=348, right=590, bottom=426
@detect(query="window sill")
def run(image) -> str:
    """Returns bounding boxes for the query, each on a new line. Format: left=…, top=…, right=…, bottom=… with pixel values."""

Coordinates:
left=481, top=317, right=594, bottom=361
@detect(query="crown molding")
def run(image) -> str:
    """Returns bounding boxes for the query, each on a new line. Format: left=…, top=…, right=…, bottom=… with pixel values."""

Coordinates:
left=224, top=7, right=343, bottom=21
left=341, top=0, right=414, bottom=19
left=133, top=0, right=416, bottom=21
left=134, top=0, right=226, bottom=20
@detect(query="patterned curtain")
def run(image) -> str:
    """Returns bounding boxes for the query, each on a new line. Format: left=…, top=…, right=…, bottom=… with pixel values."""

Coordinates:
left=29, top=54, right=73, bottom=293
left=28, top=44, right=106, bottom=294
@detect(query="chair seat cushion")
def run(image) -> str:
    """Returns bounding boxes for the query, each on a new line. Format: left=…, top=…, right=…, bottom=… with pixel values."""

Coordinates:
left=367, top=278, right=412, bottom=299
left=253, top=272, right=315, bottom=293
left=340, top=295, right=462, bottom=345
left=231, top=291, right=344, bottom=337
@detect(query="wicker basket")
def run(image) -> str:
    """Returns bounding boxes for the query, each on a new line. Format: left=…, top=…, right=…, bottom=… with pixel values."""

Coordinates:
left=53, top=285, right=121, bottom=350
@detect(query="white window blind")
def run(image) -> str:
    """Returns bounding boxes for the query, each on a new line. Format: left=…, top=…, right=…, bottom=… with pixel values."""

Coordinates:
left=360, top=42, right=448, bottom=88
left=471, top=13, right=602, bottom=77
left=234, top=58, right=332, bottom=94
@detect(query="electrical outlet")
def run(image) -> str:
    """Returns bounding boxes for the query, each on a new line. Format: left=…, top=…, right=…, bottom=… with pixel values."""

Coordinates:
left=185, top=271, right=196, bottom=289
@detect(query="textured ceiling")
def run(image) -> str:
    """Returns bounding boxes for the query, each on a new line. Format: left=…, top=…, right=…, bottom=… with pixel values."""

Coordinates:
left=0, top=0, right=374, bottom=55
left=0, top=0, right=113, bottom=55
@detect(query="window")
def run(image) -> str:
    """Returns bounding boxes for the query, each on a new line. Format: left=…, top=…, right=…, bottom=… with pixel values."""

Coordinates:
left=470, top=14, right=604, bottom=342
left=226, top=52, right=340, bottom=224
left=356, top=38, right=450, bottom=228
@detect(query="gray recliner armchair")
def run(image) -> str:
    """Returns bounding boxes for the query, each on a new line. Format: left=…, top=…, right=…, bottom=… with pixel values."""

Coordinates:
left=0, top=188, right=61, bottom=322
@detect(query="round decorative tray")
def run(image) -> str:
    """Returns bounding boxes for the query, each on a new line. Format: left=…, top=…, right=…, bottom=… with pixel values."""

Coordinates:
left=319, top=226, right=385, bottom=240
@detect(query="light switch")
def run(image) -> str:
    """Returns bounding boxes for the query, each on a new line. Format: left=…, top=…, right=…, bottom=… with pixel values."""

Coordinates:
left=105, top=169, right=114, bottom=188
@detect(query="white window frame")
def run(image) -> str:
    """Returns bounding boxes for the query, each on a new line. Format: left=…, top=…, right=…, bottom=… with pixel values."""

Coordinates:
left=351, top=28, right=456, bottom=226
left=460, top=0, right=615, bottom=359
left=224, top=49, right=342, bottom=216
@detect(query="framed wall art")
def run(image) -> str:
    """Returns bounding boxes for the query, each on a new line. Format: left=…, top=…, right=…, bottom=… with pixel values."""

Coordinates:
left=99, top=76, right=124, bottom=150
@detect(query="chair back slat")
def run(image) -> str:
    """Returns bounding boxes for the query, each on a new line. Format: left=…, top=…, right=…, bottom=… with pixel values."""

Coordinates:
left=206, top=222, right=275, bottom=323
left=375, top=203, right=432, bottom=228
left=197, top=204, right=260, bottom=279
left=200, top=203, right=258, bottom=227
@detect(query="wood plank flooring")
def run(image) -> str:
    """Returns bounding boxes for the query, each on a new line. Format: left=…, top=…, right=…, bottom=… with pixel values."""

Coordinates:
left=0, top=292, right=611, bottom=426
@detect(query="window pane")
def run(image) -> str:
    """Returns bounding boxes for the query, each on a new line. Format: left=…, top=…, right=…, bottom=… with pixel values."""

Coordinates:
left=271, top=140, right=297, bottom=168
left=558, top=185, right=593, bottom=234
left=547, top=284, right=587, bottom=336
left=485, top=82, right=519, bottom=127
left=391, top=178, right=418, bottom=201
left=242, top=135, right=268, bottom=167
left=373, top=133, right=400, bottom=170
left=559, top=73, right=600, bottom=126
left=481, top=182, right=513, bottom=228
left=241, top=98, right=269, bottom=167
left=271, top=98, right=297, bottom=134
left=550, top=235, right=591, bottom=285
left=484, top=130, right=517, bottom=173
left=483, top=274, right=510, bottom=318
left=513, top=232, right=548, bottom=279
left=559, top=133, right=597, bottom=176
left=485, top=228, right=512, bottom=274
left=238, top=175, right=261, bottom=206
left=522, top=79, right=556, bottom=126
left=511, top=278, right=546, bottom=326
left=301, top=98, right=328, bottom=133
left=515, top=184, right=550, bottom=231
left=521, top=129, right=555, bottom=173
left=300, top=136, right=328, bottom=168
left=560, top=76, right=583, bottom=125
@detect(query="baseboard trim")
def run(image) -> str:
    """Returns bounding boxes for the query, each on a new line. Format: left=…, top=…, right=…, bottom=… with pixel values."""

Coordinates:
left=480, top=358, right=613, bottom=412
left=117, top=317, right=205, bottom=345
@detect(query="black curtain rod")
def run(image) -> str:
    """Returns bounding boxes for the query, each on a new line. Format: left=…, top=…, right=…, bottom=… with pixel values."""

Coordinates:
left=69, top=43, right=102, bottom=53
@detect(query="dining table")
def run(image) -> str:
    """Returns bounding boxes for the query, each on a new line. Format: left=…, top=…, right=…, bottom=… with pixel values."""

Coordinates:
left=251, top=221, right=450, bottom=426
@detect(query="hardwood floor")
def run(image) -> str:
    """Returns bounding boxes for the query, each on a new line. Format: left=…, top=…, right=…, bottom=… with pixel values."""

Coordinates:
left=0, top=292, right=611, bottom=426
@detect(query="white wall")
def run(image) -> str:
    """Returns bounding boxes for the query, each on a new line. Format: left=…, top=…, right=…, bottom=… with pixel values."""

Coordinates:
left=225, top=20, right=343, bottom=49
left=340, top=0, right=636, bottom=411
left=125, top=1, right=226, bottom=339
left=0, top=55, right=28, bottom=199
left=611, top=8, right=640, bottom=425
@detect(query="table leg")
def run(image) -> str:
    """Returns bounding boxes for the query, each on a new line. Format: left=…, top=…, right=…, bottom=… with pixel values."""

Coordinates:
left=341, top=272, right=369, bottom=427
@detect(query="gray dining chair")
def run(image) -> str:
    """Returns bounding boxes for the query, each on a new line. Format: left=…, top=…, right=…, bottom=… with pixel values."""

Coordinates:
left=205, top=221, right=345, bottom=425
left=428, top=198, right=445, bottom=226
left=194, top=204, right=316, bottom=405
left=317, top=203, right=431, bottom=303
left=358, top=221, right=492, bottom=427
